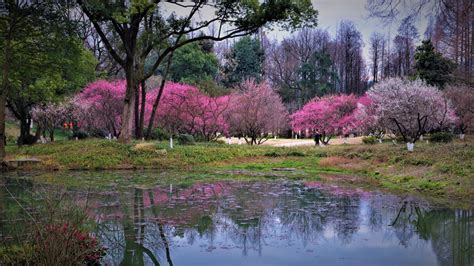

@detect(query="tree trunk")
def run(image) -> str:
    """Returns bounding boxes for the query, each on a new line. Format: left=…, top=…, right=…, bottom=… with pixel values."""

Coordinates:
left=134, top=81, right=140, bottom=139
left=17, top=116, right=32, bottom=146
left=0, top=94, right=6, bottom=160
left=135, top=79, right=146, bottom=139
left=145, top=54, right=174, bottom=140
left=0, top=36, right=11, bottom=161
left=49, top=129, right=54, bottom=142
left=119, top=61, right=136, bottom=144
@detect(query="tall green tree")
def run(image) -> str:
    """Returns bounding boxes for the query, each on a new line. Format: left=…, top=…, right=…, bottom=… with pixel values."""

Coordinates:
left=1, top=1, right=95, bottom=157
left=6, top=36, right=96, bottom=145
left=168, top=42, right=218, bottom=85
left=414, top=40, right=455, bottom=88
left=223, top=36, right=265, bottom=87
left=298, top=51, right=337, bottom=99
left=76, top=0, right=318, bottom=142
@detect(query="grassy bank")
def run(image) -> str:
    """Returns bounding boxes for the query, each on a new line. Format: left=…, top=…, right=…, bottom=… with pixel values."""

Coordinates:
left=5, top=137, right=474, bottom=208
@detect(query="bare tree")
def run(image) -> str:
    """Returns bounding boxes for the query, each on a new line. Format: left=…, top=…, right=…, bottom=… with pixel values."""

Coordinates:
left=397, top=16, right=419, bottom=76
left=366, top=0, right=472, bottom=84
left=333, top=21, right=367, bottom=94
left=369, top=32, right=385, bottom=83
left=266, top=28, right=333, bottom=110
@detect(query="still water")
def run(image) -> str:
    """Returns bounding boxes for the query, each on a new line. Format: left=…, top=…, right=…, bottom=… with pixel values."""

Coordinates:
left=1, top=174, right=472, bottom=266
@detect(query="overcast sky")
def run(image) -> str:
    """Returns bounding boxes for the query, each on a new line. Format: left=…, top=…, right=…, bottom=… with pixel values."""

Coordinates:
left=267, top=0, right=430, bottom=63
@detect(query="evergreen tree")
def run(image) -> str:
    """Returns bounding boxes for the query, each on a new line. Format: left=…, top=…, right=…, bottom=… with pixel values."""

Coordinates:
left=223, top=36, right=265, bottom=87
left=168, top=42, right=219, bottom=85
left=414, top=40, right=455, bottom=88
left=298, top=51, right=338, bottom=99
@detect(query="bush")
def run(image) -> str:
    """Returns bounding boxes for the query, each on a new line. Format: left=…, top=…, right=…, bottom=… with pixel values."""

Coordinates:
left=150, top=127, right=169, bottom=141
left=177, top=134, right=195, bottom=145
left=34, top=223, right=106, bottom=265
left=70, top=131, right=89, bottom=140
left=362, top=136, right=377, bottom=144
left=429, top=132, right=453, bottom=143
left=287, top=151, right=306, bottom=157
left=0, top=245, right=35, bottom=265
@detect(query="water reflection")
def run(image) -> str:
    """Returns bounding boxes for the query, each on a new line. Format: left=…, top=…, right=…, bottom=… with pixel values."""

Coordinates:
left=0, top=177, right=472, bottom=266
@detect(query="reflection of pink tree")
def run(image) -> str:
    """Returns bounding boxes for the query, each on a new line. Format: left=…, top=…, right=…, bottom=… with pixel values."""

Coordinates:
left=290, top=94, right=358, bottom=144
left=367, top=78, right=457, bottom=143
left=226, top=80, right=288, bottom=145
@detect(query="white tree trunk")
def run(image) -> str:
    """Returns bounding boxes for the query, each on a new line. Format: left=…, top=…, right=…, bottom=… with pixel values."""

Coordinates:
left=407, top=142, right=414, bottom=152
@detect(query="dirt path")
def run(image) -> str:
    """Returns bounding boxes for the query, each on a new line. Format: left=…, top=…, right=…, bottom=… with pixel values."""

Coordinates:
left=221, top=137, right=363, bottom=147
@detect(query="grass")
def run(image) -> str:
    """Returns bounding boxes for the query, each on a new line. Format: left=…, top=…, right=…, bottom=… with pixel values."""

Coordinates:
left=5, top=137, right=474, bottom=208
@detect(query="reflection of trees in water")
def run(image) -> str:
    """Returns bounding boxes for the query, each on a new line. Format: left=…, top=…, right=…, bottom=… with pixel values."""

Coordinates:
left=389, top=200, right=420, bottom=247
left=97, top=188, right=174, bottom=266
left=416, top=209, right=472, bottom=266
left=277, top=184, right=361, bottom=245
left=389, top=200, right=473, bottom=266
left=0, top=178, right=41, bottom=245
left=1, top=178, right=472, bottom=265
left=278, top=185, right=328, bottom=246
left=220, top=182, right=278, bottom=256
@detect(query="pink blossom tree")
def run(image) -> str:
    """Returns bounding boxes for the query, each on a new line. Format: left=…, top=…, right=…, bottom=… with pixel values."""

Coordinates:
left=226, top=80, right=288, bottom=145
left=32, top=98, right=88, bottom=141
left=76, top=80, right=125, bottom=137
left=367, top=78, right=457, bottom=145
left=351, top=95, right=385, bottom=140
left=146, top=82, right=229, bottom=141
left=445, top=85, right=474, bottom=136
left=291, top=94, right=359, bottom=144
left=31, top=103, right=64, bottom=142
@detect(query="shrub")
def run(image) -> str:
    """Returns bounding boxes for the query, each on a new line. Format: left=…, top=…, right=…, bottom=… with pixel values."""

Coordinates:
left=0, top=245, right=35, bottom=265
left=150, top=127, right=169, bottom=141
left=287, top=151, right=306, bottom=157
left=34, top=223, right=106, bottom=265
left=1, top=190, right=106, bottom=265
left=264, top=151, right=280, bottom=157
left=429, top=132, right=453, bottom=143
left=70, top=131, right=89, bottom=140
left=177, top=134, right=195, bottom=145
left=362, top=136, right=377, bottom=144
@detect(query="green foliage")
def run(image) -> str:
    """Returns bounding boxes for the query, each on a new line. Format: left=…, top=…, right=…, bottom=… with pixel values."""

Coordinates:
left=0, top=245, right=35, bottom=265
left=429, top=132, right=454, bottom=143
left=362, top=136, right=378, bottom=145
left=414, top=40, right=455, bottom=88
left=150, top=127, right=169, bottom=141
left=223, top=36, right=265, bottom=87
left=177, top=134, right=196, bottom=145
left=298, top=51, right=338, bottom=98
left=168, top=42, right=219, bottom=85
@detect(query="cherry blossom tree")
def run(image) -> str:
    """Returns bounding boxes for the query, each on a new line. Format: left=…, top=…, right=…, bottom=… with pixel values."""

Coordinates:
left=32, top=98, right=88, bottom=141
left=351, top=95, right=385, bottom=140
left=76, top=80, right=125, bottom=137
left=31, top=103, right=65, bottom=142
left=226, top=80, right=288, bottom=145
left=445, top=85, right=474, bottom=136
left=367, top=78, right=457, bottom=145
left=290, top=94, right=359, bottom=144
left=147, top=82, right=229, bottom=141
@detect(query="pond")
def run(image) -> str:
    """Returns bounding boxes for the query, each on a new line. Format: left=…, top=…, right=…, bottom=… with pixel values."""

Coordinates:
left=0, top=173, right=472, bottom=266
